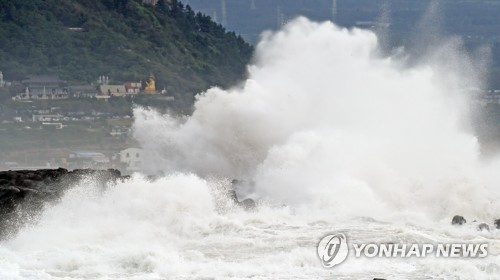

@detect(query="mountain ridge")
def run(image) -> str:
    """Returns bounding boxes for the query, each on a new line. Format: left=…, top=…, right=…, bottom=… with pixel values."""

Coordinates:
left=0, top=0, right=253, bottom=104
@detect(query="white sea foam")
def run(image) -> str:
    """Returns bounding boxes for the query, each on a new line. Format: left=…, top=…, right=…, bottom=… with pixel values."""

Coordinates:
left=134, top=17, right=499, bottom=221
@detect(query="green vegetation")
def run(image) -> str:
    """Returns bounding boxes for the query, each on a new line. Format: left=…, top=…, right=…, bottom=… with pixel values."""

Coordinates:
left=0, top=0, right=254, bottom=109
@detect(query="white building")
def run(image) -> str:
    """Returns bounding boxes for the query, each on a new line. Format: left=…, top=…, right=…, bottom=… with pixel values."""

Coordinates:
left=99, top=85, right=127, bottom=97
left=0, top=71, right=4, bottom=87
left=32, top=114, right=63, bottom=122
left=124, top=82, right=141, bottom=94
left=68, top=150, right=110, bottom=169
left=119, top=148, right=143, bottom=173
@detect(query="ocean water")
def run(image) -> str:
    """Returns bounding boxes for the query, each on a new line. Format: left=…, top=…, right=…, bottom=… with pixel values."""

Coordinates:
left=0, top=175, right=499, bottom=279
left=1, top=18, right=500, bottom=279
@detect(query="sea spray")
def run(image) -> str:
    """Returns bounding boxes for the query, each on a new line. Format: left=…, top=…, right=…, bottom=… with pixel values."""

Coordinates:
left=0, top=174, right=225, bottom=278
left=134, top=18, right=499, bottom=220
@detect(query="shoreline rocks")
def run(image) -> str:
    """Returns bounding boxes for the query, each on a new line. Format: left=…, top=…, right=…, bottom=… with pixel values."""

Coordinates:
left=477, top=223, right=490, bottom=232
left=0, top=168, right=126, bottom=238
left=451, top=215, right=500, bottom=232
left=451, top=215, right=466, bottom=226
left=227, top=189, right=256, bottom=210
left=229, top=179, right=257, bottom=210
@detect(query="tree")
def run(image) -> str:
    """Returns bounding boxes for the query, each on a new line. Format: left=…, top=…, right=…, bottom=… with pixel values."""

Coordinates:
left=157, top=0, right=168, bottom=14
left=0, top=0, right=254, bottom=112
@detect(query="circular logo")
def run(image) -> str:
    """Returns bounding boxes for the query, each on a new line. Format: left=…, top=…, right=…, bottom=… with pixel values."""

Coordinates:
left=317, top=233, right=349, bottom=268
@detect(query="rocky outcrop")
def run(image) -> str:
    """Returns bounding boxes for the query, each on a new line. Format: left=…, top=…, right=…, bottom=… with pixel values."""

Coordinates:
left=228, top=179, right=257, bottom=210
left=239, top=198, right=256, bottom=210
left=495, top=219, right=500, bottom=230
left=451, top=215, right=466, bottom=225
left=0, top=168, right=126, bottom=238
left=227, top=190, right=257, bottom=210
left=477, top=223, right=490, bottom=232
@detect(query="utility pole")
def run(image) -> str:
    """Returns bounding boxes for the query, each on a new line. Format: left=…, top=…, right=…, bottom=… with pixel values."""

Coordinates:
left=250, top=0, right=256, bottom=10
left=221, top=0, right=227, bottom=26
left=332, top=0, right=338, bottom=22
left=277, top=5, right=284, bottom=28
left=212, top=10, right=218, bottom=22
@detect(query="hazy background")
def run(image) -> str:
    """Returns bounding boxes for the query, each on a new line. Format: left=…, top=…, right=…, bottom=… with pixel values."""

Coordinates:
left=186, top=0, right=500, bottom=88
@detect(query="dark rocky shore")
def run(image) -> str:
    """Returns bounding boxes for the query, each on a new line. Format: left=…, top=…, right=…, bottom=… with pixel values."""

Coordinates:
left=452, top=215, right=500, bottom=231
left=0, top=168, right=127, bottom=238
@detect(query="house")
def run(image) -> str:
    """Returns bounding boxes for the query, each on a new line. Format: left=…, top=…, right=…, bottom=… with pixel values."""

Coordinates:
left=67, top=150, right=110, bottom=169
left=42, top=122, right=64, bottom=129
left=124, top=82, right=141, bottom=94
left=13, top=75, right=69, bottom=100
left=99, top=85, right=127, bottom=97
left=119, top=148, right=142, bottom=173
left=67, top=27, right=84, bottom=32
left=120, top=148, right=142, bottom=164
left=32, top=114, right=63, bottom=122
left=22, top=75, right=64, bottom=88
left=110, top=126, right=130, bottom=137
left=32, top=109, right=51, bottom=114
left=12, top=92, right=30, bottom=100
left=21, top=75, right=68, bottom=97
left=69, top=85, right=98, bottom=98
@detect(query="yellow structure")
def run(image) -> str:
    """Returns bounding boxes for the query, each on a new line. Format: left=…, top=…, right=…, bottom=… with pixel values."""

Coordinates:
left=145, top=73, right=156, bottom=93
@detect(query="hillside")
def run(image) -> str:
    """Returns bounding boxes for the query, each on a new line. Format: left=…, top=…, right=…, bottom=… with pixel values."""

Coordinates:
left=0, top=0, right=253, bottom=104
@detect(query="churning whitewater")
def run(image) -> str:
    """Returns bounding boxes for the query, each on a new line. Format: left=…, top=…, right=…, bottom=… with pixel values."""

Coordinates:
left=1, top=18, right=500, bottom=279
left=135, top=18, right=498, bottom=220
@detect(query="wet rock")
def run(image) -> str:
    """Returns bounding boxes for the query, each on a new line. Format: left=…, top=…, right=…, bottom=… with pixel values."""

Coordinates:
left=228, top=190, right=239, bottom=203
left=26, top=173, right=43, bottom=181
left=0, top=186, right=21, bottom=204
left=494, top=219, right=500, bottom=230
left=477, top=223, right=490, bottom=232
left=106, top=168, right=121, bottom=178
left=20, top=179, right=35, bottom=188
left=0, top=168, right=125, bottom=238
left=227, top=190, right=256, bottom=210
left=452, top=215, right=466, bottom=225
left=240, top=198, right=256, bottom=210
left=0, top=186, right=21, bottom=194
left=18, top=187, right=39, bottom=195
left=0, top=171, right=19, bottom=181
left=121, top=175, right=132, bottom=181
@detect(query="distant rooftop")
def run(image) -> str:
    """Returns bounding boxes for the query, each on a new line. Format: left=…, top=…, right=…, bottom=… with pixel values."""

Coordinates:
left=70, top=150, right=105, bottom=156
left=69, top=85, right=97, bottom=92
left=100, top=85, right=127, bottom=94
left=22, top=75, right=65, bottom=85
